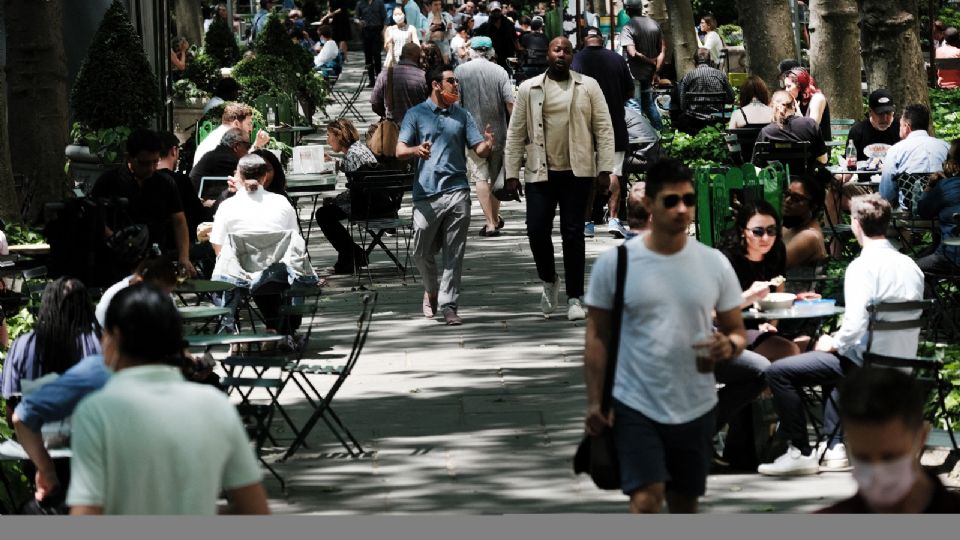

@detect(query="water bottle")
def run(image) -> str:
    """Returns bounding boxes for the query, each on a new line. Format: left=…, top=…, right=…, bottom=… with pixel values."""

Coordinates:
left=845, top=139, right=857, bottom=171
left=267, top=106, right=277, bottom=128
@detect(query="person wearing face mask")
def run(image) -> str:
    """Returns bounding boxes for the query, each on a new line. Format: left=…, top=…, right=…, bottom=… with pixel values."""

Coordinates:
left=396, top=65, right=495, bottom=325
left=385, top=6, right=421, bottom=67
left=758, top=194, right=924, bottom=477
left=818, top=368, right=960, bottom=513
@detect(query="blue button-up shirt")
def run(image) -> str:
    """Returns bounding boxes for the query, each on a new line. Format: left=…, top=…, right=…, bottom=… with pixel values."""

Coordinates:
left=917, top=176, right=960, bottom=265
left=14, top=354, right=110, bottom=432
left=399, top=99, right=484, bottom=201
left=880, top=130, right=949, bottom=205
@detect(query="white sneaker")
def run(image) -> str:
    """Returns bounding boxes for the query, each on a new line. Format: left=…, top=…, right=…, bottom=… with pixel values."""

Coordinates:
left=567, top=298, right=586, bottom=321
left=817, top=442, right=850, bottom=470
left=757, top=444, right=820, bottom=476
left=607, top=217, right=627, bottom=238
left=541, top=275, right=560, bottom=316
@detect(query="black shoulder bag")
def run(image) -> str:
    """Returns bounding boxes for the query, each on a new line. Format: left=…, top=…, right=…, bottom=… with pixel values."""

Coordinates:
left=573, top=243, right=628, bottom=490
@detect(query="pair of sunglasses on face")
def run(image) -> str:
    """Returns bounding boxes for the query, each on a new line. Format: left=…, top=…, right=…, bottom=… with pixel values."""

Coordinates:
left=661, top=193, right=696, bottom=208
left=747, top=225, right=779, bottom=238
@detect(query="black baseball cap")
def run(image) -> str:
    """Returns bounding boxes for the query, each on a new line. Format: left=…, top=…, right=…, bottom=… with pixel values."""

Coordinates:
left=868, top=89, right=895, bottom=114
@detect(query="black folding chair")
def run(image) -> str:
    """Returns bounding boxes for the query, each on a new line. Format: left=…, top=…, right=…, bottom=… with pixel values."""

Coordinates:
left=751, top=140, right=811, bottom=176
left=724, top=127, right=762, bottom=165
left=683, top=91, right=735, bottom=123
left=346, top=170, right=415, bottom=284
left=282, top=292, right=377, bottom=461
left=891, top=172, right=938, bottom=257
left=331, top=70, right=367, bottom=123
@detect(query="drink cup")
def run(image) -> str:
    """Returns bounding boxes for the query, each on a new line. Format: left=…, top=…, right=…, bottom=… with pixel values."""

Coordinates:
left=693, top=331, right=715, bottom=373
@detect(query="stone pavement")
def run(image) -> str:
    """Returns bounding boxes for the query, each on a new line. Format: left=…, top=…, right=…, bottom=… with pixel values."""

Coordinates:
left=250, top=50, right=867, bottom=514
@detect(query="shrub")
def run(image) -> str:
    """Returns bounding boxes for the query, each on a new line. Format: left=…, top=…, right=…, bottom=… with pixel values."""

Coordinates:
left=205, top=17, right=241, bottom=68
left=665, top=126, right=727, bottom=168
left=183, top=51, right=221, bottom=94
left=930, top=88, right=960, bottom=143
left=253, top=12, right=313, bottom=73
left=718, top=24, right=743, bottom=47
left=69, top=0, right=162, bottom=131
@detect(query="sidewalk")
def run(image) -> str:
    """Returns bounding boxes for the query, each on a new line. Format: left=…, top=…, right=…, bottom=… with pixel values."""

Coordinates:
left=260, top=50, right=864, bottom=514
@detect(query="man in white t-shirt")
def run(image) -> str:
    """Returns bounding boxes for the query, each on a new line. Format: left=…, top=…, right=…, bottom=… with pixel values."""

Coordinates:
left=583, top=158, right=747, bottom=514
left=193, top=102, right=270, bottom=167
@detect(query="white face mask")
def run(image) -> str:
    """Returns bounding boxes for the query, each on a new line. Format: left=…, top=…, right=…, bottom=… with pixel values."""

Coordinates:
left=851, top=452, right=918, bottom=509
left=394, top=13, right=405, bottom=24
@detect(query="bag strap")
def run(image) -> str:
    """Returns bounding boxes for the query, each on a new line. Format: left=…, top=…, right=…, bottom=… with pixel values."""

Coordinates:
left=385, top=65, right=395, bottom=120
left=600, top=243, right=628, bottom=414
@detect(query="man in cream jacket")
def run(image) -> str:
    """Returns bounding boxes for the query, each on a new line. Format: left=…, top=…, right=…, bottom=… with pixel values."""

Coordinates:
left=504, top=36, right=615, bottom=321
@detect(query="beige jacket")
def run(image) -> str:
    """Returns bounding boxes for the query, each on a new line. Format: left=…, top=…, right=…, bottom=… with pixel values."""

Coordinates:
left=504, top=70, right=615, bottom=182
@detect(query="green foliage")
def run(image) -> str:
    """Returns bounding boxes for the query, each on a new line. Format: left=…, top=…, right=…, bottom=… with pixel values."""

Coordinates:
left=205, top=17, right=241, bottom=68
left=254, top=13, right=314, bottom=73
left=233, top=54, right=301, bottom=102
left=2, top=223, right=44, bottom=246
left=183, top=51, right=221, bottom=94
left=665, top=126, right=727, bottom=168
left=172, top=80, right=209, bottom=102
left=69, top=0, right=162, bottom=131
left=692, top=0, right=738, bottom=25
left=717, top=24, right=743, bottom=46
left=938, top=6, right=960, bottom=30
left=930, top=88, right=960, bottom=144
left=70, top=123, right=131, bottom=164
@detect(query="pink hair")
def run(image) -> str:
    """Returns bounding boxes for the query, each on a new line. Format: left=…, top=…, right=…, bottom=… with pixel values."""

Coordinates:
left=787, top=68, right=820, bottom=105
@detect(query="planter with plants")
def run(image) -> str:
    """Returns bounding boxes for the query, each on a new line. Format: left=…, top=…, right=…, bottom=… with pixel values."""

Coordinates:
left=65, top=0, right=162, bottom=192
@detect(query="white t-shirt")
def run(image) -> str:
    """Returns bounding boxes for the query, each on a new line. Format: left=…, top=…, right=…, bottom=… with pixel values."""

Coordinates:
left=210, top=187, right=298, bottom=247
left=66, top=365, right=261, bottom=514
left=0, top=230, right=8, bottom=255
left=585, top=237, right=742, bottom=424
left=94, top=276, right=133, bottom=327
left=193, top=124, right=230, bottom=167
left=701, top=31, right=723, bottom=65
left=315, top=39, right=340, bottom=66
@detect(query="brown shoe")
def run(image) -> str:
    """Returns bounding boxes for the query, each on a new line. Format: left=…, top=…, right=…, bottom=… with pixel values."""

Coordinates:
left=442, top=307, right=463, bottom=326
left=422, top=291, right=438, bottom=318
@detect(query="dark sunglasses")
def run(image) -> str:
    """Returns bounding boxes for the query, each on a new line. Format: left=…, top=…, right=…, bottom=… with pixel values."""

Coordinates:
left=748, top=226, right=779, bottom=238
left=443, top=77, right=460, bottom=85
left=662, top=193, right=696, bottom=208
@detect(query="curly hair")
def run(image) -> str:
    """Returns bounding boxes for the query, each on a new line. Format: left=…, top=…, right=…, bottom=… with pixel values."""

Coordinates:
left=326, top=118, right=360, bottom=147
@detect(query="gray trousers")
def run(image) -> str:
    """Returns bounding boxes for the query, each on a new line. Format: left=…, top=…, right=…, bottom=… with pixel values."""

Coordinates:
left=412, top=189, right=471, bottom=309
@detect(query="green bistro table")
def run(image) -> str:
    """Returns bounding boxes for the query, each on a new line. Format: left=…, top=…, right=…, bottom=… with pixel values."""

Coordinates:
left=175, top=279, right=237, bottom=306
left=185, top=332, right=286, bottom=349
left=178, top=306, right=232, bottom=334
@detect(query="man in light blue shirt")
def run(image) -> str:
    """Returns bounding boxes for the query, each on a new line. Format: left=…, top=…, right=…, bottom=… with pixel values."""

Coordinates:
left=397, top=65, right=493, bottom=325
left=879, top=104, right=949, bottom=207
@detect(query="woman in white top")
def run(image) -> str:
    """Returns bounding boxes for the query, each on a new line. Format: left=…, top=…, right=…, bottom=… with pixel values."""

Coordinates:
left=384, top=7, right=420, bottom=67
left=728, top=75, right=774, bottom=129
left=698, top=14, right=724, bottom=66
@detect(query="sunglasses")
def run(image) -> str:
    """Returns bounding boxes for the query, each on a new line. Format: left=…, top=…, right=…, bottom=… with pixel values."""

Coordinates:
left=748, top=226, right=779, bottom=238
left=443, top=77, right=460, bottom=85
left=662, top=193, right=696, bottom=208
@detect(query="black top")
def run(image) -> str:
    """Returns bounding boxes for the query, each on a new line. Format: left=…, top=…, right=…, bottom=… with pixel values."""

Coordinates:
left=817, top=472, right=960, bottom=513
left=572, top=46, right=634, bottom=152
left=520, top=32, right=549, bottom=67
left=189, top=145, right=240, bottom=192
left=623, top=16, right=662, bottom=83
left=475, top=19, right=518, bottom=68
left=159, top=168, right=208, bottom=243
left=847, top=117, right=902, bottom=161
left=800, top=99, right=832, bottom=145
left=756, top=116, right=827, bottom=172
left=90, top=165, right=183, bottom=252
left=723, top=242, right=786, bottom=329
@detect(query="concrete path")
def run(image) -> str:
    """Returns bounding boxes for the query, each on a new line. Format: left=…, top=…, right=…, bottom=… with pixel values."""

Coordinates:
left=247, top=49, right=866, bottom=514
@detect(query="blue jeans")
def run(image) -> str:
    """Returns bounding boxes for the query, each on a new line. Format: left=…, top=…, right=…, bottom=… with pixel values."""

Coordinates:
left=635, top=80, right=662, bottom=131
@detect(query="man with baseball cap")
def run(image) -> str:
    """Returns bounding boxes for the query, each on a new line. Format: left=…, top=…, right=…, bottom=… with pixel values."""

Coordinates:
left=847, top=89, right=901, bottom=162
left=474, top=1, right=520, bottom=69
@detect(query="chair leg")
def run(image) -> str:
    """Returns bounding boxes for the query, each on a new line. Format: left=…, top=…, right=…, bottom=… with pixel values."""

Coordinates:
left=260, top=457, right=286, bottom=494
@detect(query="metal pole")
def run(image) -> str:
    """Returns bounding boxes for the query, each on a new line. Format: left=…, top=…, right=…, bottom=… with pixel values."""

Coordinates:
left=158, top=0, right=173, bottom=132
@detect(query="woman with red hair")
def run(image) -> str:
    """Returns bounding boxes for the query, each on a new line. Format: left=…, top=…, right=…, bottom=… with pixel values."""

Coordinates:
left=784, top=67, right=831, bottom=143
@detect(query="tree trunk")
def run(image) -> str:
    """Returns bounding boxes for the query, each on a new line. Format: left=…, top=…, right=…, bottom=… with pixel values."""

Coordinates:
left=173, top=0, right=203, bottom=47
left=736, top=0, right=795, bottom=90
left=5, top=0, right=70, bottom=222
left=0, top=2, right=21, bottom=222
left=859, top=0, right=929, bottom=114
left=664, top=0, right=697, bottom=78
left=809, top=0, right=862, bottom=121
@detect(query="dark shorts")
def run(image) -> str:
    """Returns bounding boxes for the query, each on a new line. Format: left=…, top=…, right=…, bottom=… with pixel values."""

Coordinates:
left=613, top=399, right=716, bottom=497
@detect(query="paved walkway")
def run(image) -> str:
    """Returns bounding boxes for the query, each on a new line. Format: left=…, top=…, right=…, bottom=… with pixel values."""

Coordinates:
left=250, top=50, right=876, bottom=514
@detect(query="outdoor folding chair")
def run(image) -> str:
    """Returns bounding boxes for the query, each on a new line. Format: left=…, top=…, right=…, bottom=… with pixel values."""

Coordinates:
left=235, top=402, right=286, bottom=494
left=331, top=70, right=367, bottom=123
left=682, top=91, right=735, bottom=123
left=891, top=172, right=938, bottom=256
left=825, top=118, right=855, bottom=148
left=282, top=292, right=377, bottom=461
left=862, top=303, right=958, bottom=451
left=751, top=140, right=811, bottom=176
left=346, top=170, right=415, bottom=284
left=724, top=127, right=762, bottom=165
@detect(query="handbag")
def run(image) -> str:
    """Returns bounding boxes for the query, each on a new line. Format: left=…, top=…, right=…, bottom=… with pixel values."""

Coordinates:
left=572, top=243, right=628, bottom=490
left=367, top=66, right=400, bottom=158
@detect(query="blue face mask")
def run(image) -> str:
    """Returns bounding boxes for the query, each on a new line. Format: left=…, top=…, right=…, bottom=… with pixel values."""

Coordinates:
left=294, top=19, right=305, bottom=30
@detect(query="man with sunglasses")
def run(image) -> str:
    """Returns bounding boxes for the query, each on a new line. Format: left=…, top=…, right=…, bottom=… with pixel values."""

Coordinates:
left=759, top=194, right=924, bottom=477
left=397, top=65, right=495, bottom=326
left=584, top=158, right=747, bottom=513
left=504, top=36, right=615, bottom=322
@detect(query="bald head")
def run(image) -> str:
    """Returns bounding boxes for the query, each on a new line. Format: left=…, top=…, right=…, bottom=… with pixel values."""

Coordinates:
left=546, top=37, right=573, bottom=78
